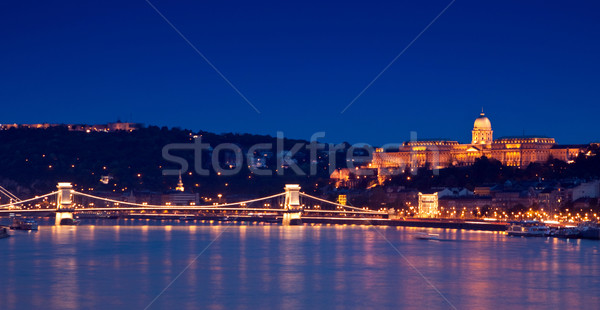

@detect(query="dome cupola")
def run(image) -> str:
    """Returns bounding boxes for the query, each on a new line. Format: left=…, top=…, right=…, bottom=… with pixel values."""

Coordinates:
left=472, top=111, right=493, bottom=144
left=473, top=112, right=492, bottom=130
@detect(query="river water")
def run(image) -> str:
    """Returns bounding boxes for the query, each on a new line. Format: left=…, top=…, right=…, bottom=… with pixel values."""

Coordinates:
left=1, top=219, right=599, bottom=309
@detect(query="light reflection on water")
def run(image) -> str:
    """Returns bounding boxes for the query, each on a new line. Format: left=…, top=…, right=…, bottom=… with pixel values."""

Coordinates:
left=1, top=220, right=599, bottom=309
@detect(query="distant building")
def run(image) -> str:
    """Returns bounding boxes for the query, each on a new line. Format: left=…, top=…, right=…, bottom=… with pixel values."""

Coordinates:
left=437, top=187, right=473, bottom=198
left=175, top=172, right=185, bottom=192
left=0, top=121, right=141, bottom=132
left=371, top=111, right=586, bottom=178
left=0, top=123, right=59, bottom=130
left=128, top=190, right=163, bottom=206
left=474, top=187, right=492, bottom=196
left=329, top=168, right=376, bottom=189
left=99, top=175, right=113, bottom=185
left=161, top=174, right=199, bottom=206
left=572, top=180, right=600, bottom=200
left=337, top=195, right=347, bottom=205
left=107, top=121, right=139, bottom=131
left=161, top=192, right=199, bottom=206
left=249, top=151, right=271, bottom=169
left=418, top=192, right=439, bottom=218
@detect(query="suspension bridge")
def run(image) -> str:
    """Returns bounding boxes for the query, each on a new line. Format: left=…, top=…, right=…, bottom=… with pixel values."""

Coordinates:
left=0, top=183, right=388, bottom=225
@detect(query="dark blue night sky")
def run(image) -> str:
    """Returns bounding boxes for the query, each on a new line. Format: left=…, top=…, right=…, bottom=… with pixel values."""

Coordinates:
left=1, top=0, right=599, bottom=145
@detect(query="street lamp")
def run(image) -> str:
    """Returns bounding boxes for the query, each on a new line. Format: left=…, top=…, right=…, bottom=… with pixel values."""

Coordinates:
left=217, top=194, right=222, bottom=204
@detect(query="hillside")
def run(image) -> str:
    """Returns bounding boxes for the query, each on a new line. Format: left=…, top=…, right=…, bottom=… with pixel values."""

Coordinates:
left=0, top=126, right=335, bottom=197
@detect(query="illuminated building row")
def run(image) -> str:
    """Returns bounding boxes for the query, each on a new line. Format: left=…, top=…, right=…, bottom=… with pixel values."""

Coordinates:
left=371, top=111, right=584, bottom=175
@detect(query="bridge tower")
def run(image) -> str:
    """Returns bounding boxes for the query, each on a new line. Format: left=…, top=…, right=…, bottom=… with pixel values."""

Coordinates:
left=56, top=182, right=75, bottom=225
left=282, top=184, right=303, bottom=225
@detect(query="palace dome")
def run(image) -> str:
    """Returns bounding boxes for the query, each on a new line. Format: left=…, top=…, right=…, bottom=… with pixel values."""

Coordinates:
left=473, top=112, right=491, bottom=130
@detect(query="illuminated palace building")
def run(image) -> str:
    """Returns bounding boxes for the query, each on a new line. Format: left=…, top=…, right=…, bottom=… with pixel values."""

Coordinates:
left=371, top=111, right=583, bottom=173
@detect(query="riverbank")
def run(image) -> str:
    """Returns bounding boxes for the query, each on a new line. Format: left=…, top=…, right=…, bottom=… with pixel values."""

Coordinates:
left=4, top=214, right=597, bottom=238
left=302, top=217, right=510, bottom=231
left=120, top=213, right=509, bottom=231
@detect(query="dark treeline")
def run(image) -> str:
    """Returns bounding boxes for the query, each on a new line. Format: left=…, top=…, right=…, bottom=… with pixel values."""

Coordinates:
left=0, top=126, right=345, bottom=197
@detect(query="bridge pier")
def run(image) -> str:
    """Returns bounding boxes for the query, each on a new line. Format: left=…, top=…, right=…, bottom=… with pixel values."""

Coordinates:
left=282, top=184, right=302, bottom=226
left=56, top=182, right=76, bottom=225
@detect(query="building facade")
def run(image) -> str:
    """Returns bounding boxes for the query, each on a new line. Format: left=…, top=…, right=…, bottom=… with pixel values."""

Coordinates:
left=418, top=192, right=439, bottom=217
left=371, top=112, right=584, bottom=175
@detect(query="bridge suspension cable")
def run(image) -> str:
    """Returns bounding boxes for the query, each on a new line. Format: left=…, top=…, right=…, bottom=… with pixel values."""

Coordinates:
left=299, top=192, right=386, bottom=214
left=72, top=191, right=286, bottom=209
left=0, top=185, right=21, bottom=202
left=0, top=191, right=58, bottom=209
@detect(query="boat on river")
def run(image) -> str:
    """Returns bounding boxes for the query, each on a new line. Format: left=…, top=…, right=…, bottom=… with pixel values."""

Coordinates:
left=506, top=223, right=549, bottom=237
left=415, top=231, right=440, bottom=240
left=59, top=218, right=80, bottom=225
left=551, top=227, right=581, bottom=239
left=578, top=223, right=600, bottom=240
left=10, top=217, right=39, bottom=230
left=0, top=226, right=9, bottom=239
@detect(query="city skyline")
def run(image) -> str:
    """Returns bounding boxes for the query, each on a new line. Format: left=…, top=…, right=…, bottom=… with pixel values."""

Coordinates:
left=1, top=1, right=599, bottom=145
left=2, top=2, right=600, bottom=309
left=1, top=108, right=596, bottom=146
